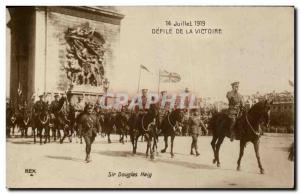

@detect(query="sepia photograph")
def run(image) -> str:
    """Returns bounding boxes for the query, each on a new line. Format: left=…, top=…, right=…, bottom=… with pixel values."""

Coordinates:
left=5, top=6, right=295, bottom=188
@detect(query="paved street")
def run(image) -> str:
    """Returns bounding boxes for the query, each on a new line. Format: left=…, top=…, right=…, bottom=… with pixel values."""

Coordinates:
left=7, top=133, right=294, bottom=188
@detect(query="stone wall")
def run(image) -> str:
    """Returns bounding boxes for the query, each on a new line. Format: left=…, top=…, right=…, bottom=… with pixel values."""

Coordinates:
left=8, top=6, right=123, bottom=102
left=37, top=6, right=123, bottom=95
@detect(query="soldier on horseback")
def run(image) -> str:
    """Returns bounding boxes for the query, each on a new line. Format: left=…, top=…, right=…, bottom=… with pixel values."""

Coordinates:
left=49, top=94, right=61, bottom=140
left=226, top=81, right=244, bottom=141
left=33, top=94, right=48, bottom=128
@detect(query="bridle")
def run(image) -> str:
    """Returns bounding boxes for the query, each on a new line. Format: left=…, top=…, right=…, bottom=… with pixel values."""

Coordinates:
left=245, top=113, right=260, bottom=136
left=167, top=113, right=176, bottom=130
left=39, top=113, right=49, bottom=125
left=23, top=116, right=30, bottom=126
left=142, top=114, right=156, bottom=132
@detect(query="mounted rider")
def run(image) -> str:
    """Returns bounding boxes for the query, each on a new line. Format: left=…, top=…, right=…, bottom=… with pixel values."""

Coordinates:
left=33, top=93, right=48, bottom=125
left=226, top=81, right=244, bottom=141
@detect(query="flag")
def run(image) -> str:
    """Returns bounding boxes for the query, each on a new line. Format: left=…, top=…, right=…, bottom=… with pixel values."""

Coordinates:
left=160, top=70, right=181, bottom=83
left=288, top=80, right=294, bottom=87
left=140, top=64, right=150, bottom=72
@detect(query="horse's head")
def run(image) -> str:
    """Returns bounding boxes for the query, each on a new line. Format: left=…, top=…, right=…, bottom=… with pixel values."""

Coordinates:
left=172, top=109, right=185, bottom=123
left=148, top=104, right=159, bottom=119
left=262, top=99, right=272, bottom=128
left=249, top=99, right=272, bottom=129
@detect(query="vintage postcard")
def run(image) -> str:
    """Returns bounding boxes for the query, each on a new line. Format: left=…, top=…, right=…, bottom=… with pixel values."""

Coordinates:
left=6, top=6, right=294, bottom=188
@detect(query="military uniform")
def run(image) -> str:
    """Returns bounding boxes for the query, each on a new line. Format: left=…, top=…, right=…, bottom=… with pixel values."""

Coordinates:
left=226, top=91, right=244, bottom=118
left=226, top=82, right=244, bottom=141
left=189, top=112, right=206, bottom=156
left=49, top=96, right=61, bottom=132
left=73, top=100, right=85, bottom=118
left=78, top=104, right=101, bottom=162
left=33, top=96, right=48, bottom=128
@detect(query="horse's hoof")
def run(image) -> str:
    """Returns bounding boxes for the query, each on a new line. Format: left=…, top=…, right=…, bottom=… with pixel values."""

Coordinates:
left=260, top=169, right=265, bottom=174
left=171, top=154, right=174, bottom=158
left=213, top=159, right=217, bottom=164
left=237, top=166, right=241, bottom=171
left=161, top=149, right=166, bottom=153
left=150, top=155, right=155, bottom=160
left=217, top=163, right=221, bottom=167
left=146, top=155, right=148, bottom=158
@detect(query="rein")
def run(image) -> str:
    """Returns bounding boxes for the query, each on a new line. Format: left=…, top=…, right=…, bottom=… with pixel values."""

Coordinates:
left=39, top=114, right=49, bottom=125
left=245, top=112, right=260, bottom=137
left=167, top=113, right=176, bottom=129
left=23, top=116, right=29, bottom=126
left=142, top=114, right=155, bottom=132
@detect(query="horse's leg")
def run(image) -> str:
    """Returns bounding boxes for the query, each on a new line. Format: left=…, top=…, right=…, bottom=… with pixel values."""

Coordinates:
left=107, top=130, right=111, bottom=143
left=150, top=136, right=155, bottom=160
left=134, top=133, right=139, bottom=154
left=130, top=132, right=135, bottom=154
left=69, top=128, right=73, bottom=143
left=44, top=127, right=47, bottom=144
left=154, top=133, right=159, bottom=156
left=151, top=134, right=157, bottom=159
left=33, top=128, right=36, bottom=143
left=120, top=128, right=124, bottom=144
left=253, top=139, right=265, bottom=174
left=211, top=136, right=218, bottom=163
left=40, top=128, right=43, bottom=145
left=25, top=126, right=28, bottom=138
left=215, top=136, right=225, bottom=167
left=60, top=128, right=66, bottom=144
left=237, top=140, right=246, bottom=171
left=161, top=135, right=168, bottom=153
left=12, top=125, right=15, bottom=136
left=146, top=135, right=150, bottom=158
left=20, top=126, right=23, bottom=137
left=170, top=135, right=175, bottom=158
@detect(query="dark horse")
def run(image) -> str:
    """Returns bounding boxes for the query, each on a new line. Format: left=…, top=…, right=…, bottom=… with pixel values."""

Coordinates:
left=129, top=105, right=159, bottom=159
left=102, top=111, right=116, bottom=143
left=7, top=107, right=18, bottom=138
left=115, top=111, right=129, bottom=144
left=35, top=108, right=50, bottom=144
left=160, top=109, right=185, bottom=158
left=58, top=97, right=76, bottom=144
left=19, top=109, right=31, bottom=138
left=208, top=100, right=271, bottom=174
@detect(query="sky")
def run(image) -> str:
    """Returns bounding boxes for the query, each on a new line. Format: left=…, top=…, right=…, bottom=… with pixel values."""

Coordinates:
left=109, top=6, right=294, bottom=101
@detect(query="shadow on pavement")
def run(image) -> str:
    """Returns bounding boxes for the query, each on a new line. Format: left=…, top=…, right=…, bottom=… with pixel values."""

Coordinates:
left=97, top=150, right=215, bottom=170
left=46, top=155, right=83, bottom=162
left=154, top=158, right=216, bottom=170
left=7, top=139, right=36, bottom=145
left=96, top=150, right=145, bottom=158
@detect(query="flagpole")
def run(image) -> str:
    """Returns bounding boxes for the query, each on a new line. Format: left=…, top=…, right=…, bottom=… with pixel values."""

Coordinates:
left=137, top=65, right=142, bottom=93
